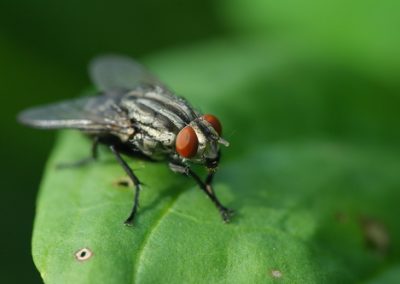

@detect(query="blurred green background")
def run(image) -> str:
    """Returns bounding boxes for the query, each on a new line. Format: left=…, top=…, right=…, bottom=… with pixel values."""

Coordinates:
left=1, top=0, right=399, bottom=283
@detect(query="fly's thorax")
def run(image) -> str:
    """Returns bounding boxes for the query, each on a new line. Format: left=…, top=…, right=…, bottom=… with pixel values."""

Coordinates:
left=130, top=132, right=172, bottom=160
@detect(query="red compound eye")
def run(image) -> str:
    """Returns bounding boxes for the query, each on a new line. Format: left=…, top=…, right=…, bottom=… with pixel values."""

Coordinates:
left=175, top=126, right=199, bottom=158
left=202, top=114, right=222, bottom=136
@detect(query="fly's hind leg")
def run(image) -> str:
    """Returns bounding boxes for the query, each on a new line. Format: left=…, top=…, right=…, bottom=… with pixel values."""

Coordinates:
left=169, top=162, right=234, bottom=223
left=56, top=137, right=99, bottom=169
left=110, top=145, right=141, bottom=226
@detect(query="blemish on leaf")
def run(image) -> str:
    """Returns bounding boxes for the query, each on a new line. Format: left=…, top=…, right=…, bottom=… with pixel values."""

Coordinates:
left=75, top=248, right=93, bottom=262
left=360, top=216, right=390, bottom=256
left=113, top=176, right=133, bottom=188
left=270, top=269, right=282, bottom=278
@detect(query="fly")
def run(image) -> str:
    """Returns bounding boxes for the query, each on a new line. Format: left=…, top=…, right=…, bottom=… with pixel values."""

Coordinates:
left=18, top=55, right=233, bottom=225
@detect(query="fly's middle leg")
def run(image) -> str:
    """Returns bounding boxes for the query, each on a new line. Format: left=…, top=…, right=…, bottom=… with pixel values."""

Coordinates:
left=110, top=145, right=141, bottom=226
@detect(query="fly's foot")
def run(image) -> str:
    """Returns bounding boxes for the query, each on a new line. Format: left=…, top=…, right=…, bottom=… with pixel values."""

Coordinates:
left=123, top=211, right=137, bottom=227
left=124, top=218, right=135, bottom=227
left=219, top=207, right=235, bottom=223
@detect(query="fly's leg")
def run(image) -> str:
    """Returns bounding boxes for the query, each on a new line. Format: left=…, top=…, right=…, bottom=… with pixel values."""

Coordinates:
left=169, top=162, right=233, bottom=223
left=204, top=169, right=235, bottom=222
left=57, top=137, right=99, bottom=169
left=205, top=151, right=234, bottom=219
left=204, top=150, right=221, bottom=195
left=110, top=145, right=141, bottom=226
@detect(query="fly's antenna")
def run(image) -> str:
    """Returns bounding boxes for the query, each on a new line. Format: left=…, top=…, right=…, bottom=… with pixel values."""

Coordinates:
left=218, top=137, right=229, bottom=147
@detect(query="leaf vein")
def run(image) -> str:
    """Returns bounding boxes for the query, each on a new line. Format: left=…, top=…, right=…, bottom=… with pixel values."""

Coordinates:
left=132, top=193, right=181, bottom=283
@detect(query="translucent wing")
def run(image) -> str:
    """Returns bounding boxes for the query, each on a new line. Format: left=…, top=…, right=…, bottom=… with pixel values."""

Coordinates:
left=18, top=95, right=133, bottom=139
left=89, top=55, right=167, bottom=92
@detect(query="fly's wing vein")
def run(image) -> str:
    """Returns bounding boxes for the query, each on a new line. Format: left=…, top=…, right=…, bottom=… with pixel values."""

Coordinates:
left=17, top=95, right=132, bottom=136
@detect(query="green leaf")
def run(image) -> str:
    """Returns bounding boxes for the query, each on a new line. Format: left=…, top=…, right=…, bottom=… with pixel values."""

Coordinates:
left=32, top=39, right=400, bottom=283
left=33, top=133, right=400, bottom=283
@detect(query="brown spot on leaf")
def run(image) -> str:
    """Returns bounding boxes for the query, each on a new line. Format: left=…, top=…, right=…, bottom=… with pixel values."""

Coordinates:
left=113, top=176, right=133, bottom=188
left=75, top=248, right=93, bottom=262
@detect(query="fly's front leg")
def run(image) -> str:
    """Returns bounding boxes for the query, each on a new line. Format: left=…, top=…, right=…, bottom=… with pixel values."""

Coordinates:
left=205, top=151, right=234, bottom=216
left=57, top=137, right=99, bottom=169
left=204, top=168, right=235, bottom=223
left=205, top=150, right=221, bottom=195
left=169, top=162, right=233, bottom=223
left=110, top=145, right=141, bottom=226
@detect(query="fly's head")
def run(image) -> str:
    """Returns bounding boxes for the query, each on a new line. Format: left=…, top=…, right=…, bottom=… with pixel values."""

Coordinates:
left=174, top=114, right=229, bottom=171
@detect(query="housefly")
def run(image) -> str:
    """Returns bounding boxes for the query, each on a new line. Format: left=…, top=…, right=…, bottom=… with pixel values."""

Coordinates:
left=18, top=55, right=233, bottom=225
